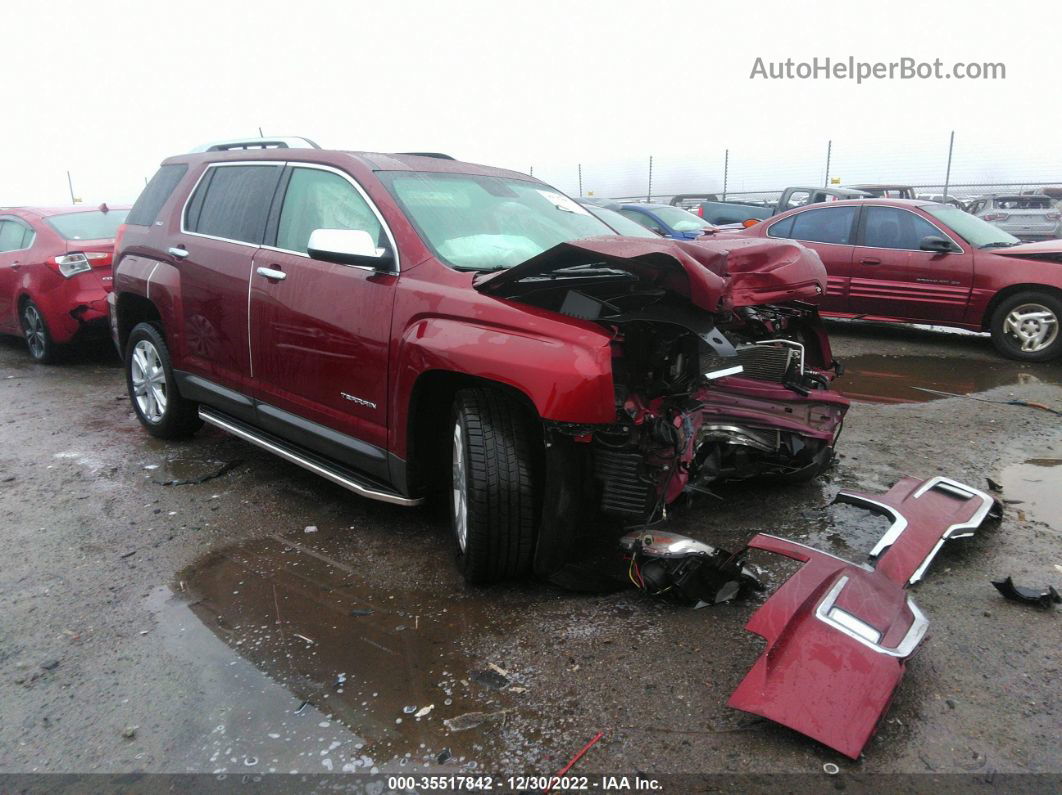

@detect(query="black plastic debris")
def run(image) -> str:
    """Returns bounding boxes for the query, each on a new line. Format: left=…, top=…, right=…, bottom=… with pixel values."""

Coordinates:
left=436, top=747, right=453, bottom=764
left=350, top=608, right=374, bottom=617
left=991, top=576, right=1061, bottom=608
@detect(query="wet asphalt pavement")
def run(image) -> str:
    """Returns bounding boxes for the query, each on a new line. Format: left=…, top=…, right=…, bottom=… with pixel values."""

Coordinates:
left=0, top=322, right=1059, bottom=781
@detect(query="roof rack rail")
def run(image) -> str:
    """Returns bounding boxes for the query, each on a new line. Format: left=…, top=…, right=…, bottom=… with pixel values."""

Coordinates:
left=396, top=152, right=455, bottom=160
left=189, top=136, right=321, bottom=153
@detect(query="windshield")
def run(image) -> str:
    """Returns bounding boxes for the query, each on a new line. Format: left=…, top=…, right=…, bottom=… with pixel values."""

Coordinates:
left=923, top=205, right=1020, bottom=248
left=45, top=209, right=129, bottom=241
left=649, top=205, right=714, bottom=232
left=378, top=172, right=613, bottom=270
left=584, top=204, right=660, bottom=238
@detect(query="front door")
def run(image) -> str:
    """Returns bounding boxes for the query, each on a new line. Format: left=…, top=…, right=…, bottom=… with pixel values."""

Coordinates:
left=249, top=165, right=397, bottom=479
left=848, top=206, right=973, bottom=323
left=0, top=217, right=35, bottom=331
left=765, top=204, right=858, bottom=313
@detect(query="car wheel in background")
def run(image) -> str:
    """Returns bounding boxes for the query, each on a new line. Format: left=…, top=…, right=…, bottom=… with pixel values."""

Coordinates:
left=20, top=300, right=56, bottom=363
left=125, top=322, right=203, bottom=438
left=450, top=387, right=539, bottom=584
left=990, top=291, right=1062, bottom=362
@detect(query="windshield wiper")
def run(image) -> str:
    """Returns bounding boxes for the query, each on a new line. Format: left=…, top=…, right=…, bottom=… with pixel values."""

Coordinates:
left=980, top=241, right=1021, bottom=249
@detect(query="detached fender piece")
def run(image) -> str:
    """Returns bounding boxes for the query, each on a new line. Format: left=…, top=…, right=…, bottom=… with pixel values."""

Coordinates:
left=728, top=534, right=927, bottom=760
left=729, top=475, right=1000, bottom=759
left=837, top=476, right=1002, bottom=586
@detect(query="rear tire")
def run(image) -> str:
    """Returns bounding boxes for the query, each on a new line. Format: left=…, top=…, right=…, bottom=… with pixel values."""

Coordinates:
left=990, top=291, right=1062, bottom=362
left=125, top=322, right=203, bottom=439
left=450, top=388, right=539, bottom=584
left=20, top=300, right=56, bottom=364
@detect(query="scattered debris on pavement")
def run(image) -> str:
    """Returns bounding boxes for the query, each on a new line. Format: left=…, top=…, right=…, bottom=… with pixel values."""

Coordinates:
left=991, top=576, right=1061, bottom=608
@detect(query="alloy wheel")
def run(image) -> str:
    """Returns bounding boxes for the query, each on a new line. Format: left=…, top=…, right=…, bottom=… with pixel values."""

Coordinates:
left=452, top=422, right=468, bottom=552
left=130, top=340, right=168, bottom=423
left=23, top=305, right=47, bottom=359
left=1003, top=302, right=1058, bottom=354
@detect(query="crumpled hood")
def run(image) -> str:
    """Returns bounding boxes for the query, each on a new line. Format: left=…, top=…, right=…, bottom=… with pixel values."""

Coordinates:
left=989, top=239, right=1062, bottom=263
left=474, top=236, right=826, bottom=311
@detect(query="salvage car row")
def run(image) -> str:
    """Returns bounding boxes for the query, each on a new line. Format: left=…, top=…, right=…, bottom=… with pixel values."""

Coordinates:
left=0, top=138, right=1053, bottom=761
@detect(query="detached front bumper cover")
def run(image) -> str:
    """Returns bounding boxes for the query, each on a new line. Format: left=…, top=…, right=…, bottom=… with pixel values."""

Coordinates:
left=729, top=475, right=1002, bottom=759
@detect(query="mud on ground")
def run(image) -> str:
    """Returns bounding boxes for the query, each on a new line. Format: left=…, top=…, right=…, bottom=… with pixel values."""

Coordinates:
left=0, top=322, right=1059, bottom=779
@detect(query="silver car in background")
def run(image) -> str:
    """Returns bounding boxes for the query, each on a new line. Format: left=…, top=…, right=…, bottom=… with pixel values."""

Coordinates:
left=966, top=194, right=1061, bottom=241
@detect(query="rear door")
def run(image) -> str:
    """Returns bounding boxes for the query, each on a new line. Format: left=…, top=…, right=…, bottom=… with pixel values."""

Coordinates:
left=175, top=162, right=283, bottom=398
left=765, top=204, right=858, bottom=313
left=849, top=205, right=972, bottom=322
left=0, top=216, right=36, bottom=331
left=248, top=163, right=398, bottom=479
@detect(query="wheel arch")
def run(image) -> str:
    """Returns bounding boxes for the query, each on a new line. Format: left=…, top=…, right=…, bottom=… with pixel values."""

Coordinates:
left=981, top=283, right=1062, bottom=330
left=404, top=369, right=542, bottom=498
left=114, top=292, right=163, bottom=355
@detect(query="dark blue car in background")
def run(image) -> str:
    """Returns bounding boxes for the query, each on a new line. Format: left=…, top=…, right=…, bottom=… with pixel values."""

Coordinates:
left=614, top=202, right=715, bottom=239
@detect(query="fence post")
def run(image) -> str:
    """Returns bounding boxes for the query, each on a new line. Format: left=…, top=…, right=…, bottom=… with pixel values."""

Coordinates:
left=578, top=164, right=583, bottom=197
left=647, top=156, right=653, bottom=202
left=722, top=149, right=729, bottom=201
left=66, top=170, right=76, bottom=203
left=943, top=131, right=955, bottom=201
left=530, top=166, right=534, bottom=177
left=824, top=140, right=832, bottom=187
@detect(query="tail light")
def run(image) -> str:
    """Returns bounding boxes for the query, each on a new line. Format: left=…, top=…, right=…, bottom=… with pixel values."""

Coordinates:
left=983, top=212, right=1010, bottom=222
left=114, top=223, right=127, bottom=256
left=48, top=252, right=111, bottom=278
left=696, top=206, right=704, bottom=217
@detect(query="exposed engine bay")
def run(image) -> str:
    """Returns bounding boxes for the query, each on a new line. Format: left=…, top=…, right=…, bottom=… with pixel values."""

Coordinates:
left=478, top=238, right=851, bottom=524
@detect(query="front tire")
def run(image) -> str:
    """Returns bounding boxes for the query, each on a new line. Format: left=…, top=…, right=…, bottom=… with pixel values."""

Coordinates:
left=125, top=322, right=203, bottom=439
left=21, top=300, right=56, bottom=363
left=990, top=291, right=1062, bottom=361
left=450, top=388, right=539, bottom=584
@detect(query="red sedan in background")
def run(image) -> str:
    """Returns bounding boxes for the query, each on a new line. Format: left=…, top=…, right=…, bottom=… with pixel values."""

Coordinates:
left=720, top=199, right=1062, bottom=361
left=0, top=204, right=129, bottom=362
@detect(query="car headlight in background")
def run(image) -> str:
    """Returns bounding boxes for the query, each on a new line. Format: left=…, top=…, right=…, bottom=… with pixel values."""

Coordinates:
left=49, top=252, right=111, bottom=278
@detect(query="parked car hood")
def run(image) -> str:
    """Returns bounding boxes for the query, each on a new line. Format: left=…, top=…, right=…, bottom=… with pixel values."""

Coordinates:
left=989, top=240, right=1062, bottom=263
left=473, top=236, right=826, bottom=311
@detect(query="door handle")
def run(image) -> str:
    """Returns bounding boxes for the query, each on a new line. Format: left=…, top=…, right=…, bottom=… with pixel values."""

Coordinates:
left=168, top=246, right=189, bottom=259
left=11, top=261, right=20, bottom=269
left=256, top=266, right=287, bottom=281
left=860, top=257, right=882, bottom=265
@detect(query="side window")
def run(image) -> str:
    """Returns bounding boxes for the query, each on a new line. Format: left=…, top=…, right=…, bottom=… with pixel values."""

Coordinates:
left=186, top=164, right=282, bottom=244
left=276, top=168, right=383, bottom=255
left=788, top=206, right=857, bottom=245
left=128, top=164, right=188, bottom=226
left=619, top=209, right=661, bottom=233
left=767, top=215, right=795, bottom=238
left=784, top=190, right=811, bottom=209
left=0, top=219, right=32, bottom=252
left=862, top=207, right=941, bottom=250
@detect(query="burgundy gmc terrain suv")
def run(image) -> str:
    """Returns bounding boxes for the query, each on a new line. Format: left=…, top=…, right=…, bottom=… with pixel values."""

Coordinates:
left=111, top=138, right=849, bottom=582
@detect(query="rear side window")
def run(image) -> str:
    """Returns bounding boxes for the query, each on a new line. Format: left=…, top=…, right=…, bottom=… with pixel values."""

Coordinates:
left=862, top=207, right=941, bottom=250
left=186, top=164, right=282, bottom=244
left=786, top=206, right=857, bottom=245
left=0, top=219, right=34, bottom=251
left=46, top=210, right=129, bottom=241
left=128, top=164, right=188, bottom=226
left=276, top=167, right=383, bottom=254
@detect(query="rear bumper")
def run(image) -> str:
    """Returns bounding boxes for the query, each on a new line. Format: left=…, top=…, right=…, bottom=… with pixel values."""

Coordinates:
left=34, top=278, right=112, bottom=344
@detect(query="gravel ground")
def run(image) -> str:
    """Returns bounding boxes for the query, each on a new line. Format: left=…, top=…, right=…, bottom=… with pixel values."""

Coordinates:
left=0, top=321, right=1059, bottom=784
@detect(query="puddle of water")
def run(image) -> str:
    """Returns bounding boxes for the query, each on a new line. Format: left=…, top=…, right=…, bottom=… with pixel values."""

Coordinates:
left=1000, top=458, right=1061, bottom=529
left=836, top=354, right=1060, bottom=404
left=177, top=531, right=544, bottom=770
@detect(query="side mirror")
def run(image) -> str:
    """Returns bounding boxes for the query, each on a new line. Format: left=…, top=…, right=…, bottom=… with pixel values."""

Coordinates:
left=919, top=235, right=955, bottom=254
left=307, top=229, right=395, bottom=271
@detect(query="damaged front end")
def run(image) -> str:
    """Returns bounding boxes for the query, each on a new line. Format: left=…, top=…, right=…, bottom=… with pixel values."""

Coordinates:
left=476, top=236, right=850, bottom=524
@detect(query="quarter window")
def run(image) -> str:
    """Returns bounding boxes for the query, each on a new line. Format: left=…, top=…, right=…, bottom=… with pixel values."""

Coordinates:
left=862, top=207, right=941, bottom=250
left=276, top=168, right=384, bottom=255
left=186, top=164, right=282, bottom=244
left=128, top=164, right=188, bottom=226
left=774, top=206, right=856, bottom=245
left=0, top=219, right=33, bottom=252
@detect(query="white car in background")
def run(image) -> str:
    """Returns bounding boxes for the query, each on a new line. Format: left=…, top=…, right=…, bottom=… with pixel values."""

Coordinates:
left=966, top=194, right=1061, bottom=241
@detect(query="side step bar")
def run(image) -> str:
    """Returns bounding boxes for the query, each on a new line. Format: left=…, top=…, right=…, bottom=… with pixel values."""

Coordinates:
left=198, top=407, right=422, bottom=507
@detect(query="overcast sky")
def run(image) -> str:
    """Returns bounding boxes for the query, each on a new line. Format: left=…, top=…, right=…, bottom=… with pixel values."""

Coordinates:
left=2, top=0, right=1060, bottom=205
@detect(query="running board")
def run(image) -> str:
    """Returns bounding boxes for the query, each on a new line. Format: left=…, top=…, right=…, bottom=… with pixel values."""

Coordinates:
left=198, top=407, right=422, bottom=507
